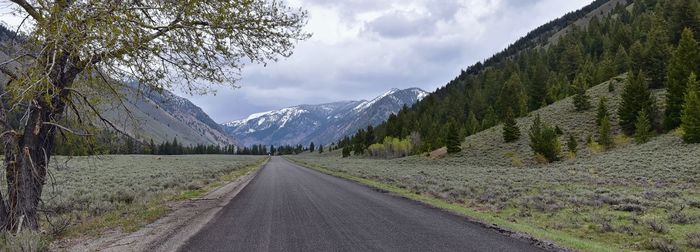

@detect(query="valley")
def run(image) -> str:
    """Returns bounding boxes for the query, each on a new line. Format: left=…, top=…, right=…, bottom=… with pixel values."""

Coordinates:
left=1, top=0, right=699, bottom=251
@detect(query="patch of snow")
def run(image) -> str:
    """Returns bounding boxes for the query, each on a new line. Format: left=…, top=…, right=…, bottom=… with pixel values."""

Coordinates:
left=353, top=88, right=400, bottom=112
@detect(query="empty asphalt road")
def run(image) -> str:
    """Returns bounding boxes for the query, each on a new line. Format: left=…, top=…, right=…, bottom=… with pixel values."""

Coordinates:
left=179, top=157, right=547, bottom=252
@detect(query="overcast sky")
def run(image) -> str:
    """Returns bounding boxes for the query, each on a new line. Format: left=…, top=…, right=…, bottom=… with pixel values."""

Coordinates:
left=0, top=0, right=592, bottom=123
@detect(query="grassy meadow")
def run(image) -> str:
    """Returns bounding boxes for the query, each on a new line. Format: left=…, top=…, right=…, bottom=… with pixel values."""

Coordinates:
left=2, top=155, right=266, bottom=248
left=291, top=79, right=700, bottom=251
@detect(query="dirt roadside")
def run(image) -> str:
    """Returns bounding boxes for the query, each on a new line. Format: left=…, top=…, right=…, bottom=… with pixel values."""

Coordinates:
left=64, top=159, right=267, bottom=252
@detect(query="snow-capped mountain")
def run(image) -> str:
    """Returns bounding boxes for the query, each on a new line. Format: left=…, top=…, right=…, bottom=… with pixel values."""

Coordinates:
left=222, top=88, right=429, bottom=146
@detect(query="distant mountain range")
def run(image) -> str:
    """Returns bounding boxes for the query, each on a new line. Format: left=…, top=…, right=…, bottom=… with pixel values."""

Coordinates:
left=222, top=88, right=428, bottom=146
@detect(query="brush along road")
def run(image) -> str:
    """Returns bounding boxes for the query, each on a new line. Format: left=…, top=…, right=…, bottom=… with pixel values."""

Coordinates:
left=179, top=156, right=548, bottom=251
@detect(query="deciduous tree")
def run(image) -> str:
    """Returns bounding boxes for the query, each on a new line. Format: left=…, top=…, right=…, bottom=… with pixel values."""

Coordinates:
left=0, top=0, right=308, bottom=231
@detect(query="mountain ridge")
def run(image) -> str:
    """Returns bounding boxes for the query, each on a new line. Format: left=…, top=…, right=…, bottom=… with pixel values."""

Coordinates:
left=223, top=87, right=428, bottom=146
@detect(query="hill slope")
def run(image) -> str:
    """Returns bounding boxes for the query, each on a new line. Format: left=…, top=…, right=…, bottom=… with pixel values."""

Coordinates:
left=223, top=88, right=428, bottom=146
left=98, top=84, right=235, bottom=146
left=292, top=76, right=700, bottom=251
left=341, top=0, right=694, bottom=152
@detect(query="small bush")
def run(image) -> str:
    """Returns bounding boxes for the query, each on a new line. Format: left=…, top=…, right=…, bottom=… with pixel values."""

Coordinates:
left=109, top=190, right=135, bottom=204
left=613, top=203, right=646, bottom=212
left=668, top=211, right=694, bottom=224
left=534, top=153, right=549, bottom=164
left=688, top=233, right=700, bottom=249
left=506, top=152, right=523, bottom=167
left=649, top=238, right=679, bottom=252
left=646, top=219, right=668, bottom=233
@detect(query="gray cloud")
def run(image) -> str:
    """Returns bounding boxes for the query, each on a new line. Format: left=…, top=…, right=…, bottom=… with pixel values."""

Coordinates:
left=178, top=0, right=592, bottom=123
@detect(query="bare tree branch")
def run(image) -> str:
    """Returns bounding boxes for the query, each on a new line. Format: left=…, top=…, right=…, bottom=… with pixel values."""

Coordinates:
left=8, top=0, right=45, bottom=24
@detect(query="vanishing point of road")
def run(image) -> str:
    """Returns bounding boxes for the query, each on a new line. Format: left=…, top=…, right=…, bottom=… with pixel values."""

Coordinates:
left=179, top=157, right=546, bottom=252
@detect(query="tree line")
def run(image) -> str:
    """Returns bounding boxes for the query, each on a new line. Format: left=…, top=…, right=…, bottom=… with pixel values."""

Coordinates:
left=51, top=130, right=326, bottom=156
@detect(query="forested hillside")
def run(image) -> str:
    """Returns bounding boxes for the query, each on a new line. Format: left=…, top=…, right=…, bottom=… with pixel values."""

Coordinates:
left=340, top=0, right=700, bottom=154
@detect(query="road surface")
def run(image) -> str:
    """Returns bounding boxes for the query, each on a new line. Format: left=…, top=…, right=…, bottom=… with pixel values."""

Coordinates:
left=179, top=157, right=546, bottom=252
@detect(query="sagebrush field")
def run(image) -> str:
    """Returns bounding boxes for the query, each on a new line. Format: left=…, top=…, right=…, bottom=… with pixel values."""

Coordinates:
left=3, top=155, right=264, bottom=244
left=292, top=80, right=700, bottom=252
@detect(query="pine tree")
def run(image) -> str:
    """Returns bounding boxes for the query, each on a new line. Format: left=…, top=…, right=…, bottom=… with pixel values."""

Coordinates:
left=365, top=125, right=375, bottom=147
left=466, top=111, right=480, bottom=136
left=567, top=134, right=578, bottom=155
left=644, top=16, right=671, bottom=89
left=614, top=45, right=629, bottom=74
left=572, top=74, right=591, bottom=111
left=445, top=120, right=462, bottom=154
left=529, top=58, right=549, bottom=109
left=618, top=71, right=656, bottom=134
left=481, top=106, right=498, bottom=129
left=318, top=144, right=324, bottom=154
left=596, top=97, right=610, bottom=126
left=342, top=147, right=351, bottom=158
left=502, top=109, right=520, bottom=143
left=665, top=28, right=700, bottom=130
left=309, top=142, right=315, bottom=152
left=635, top=110, right=653, bottom=144
left=667, top=0, right=700, bottom=42
left=149, top=139, right=156, bottom=155
left=598, top=115, right=613, bottom=148
left=681, top=73, right=700, bottom=143
left=499, top=73, right=529, bottom=117
left=560, top=42, right=584, bottom=81
left=629, top=41, right=645, bottom=73
left=528, top=114, right=561, bottom=162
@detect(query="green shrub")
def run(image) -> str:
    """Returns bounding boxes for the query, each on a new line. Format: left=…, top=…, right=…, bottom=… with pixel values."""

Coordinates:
left=367, top=137, right=413, bottom=158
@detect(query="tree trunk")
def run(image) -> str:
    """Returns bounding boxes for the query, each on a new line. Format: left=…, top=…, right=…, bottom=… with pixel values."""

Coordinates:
left=3, top=104, right=57, bottom=231
left=0, top=51, right=77, bottom=231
